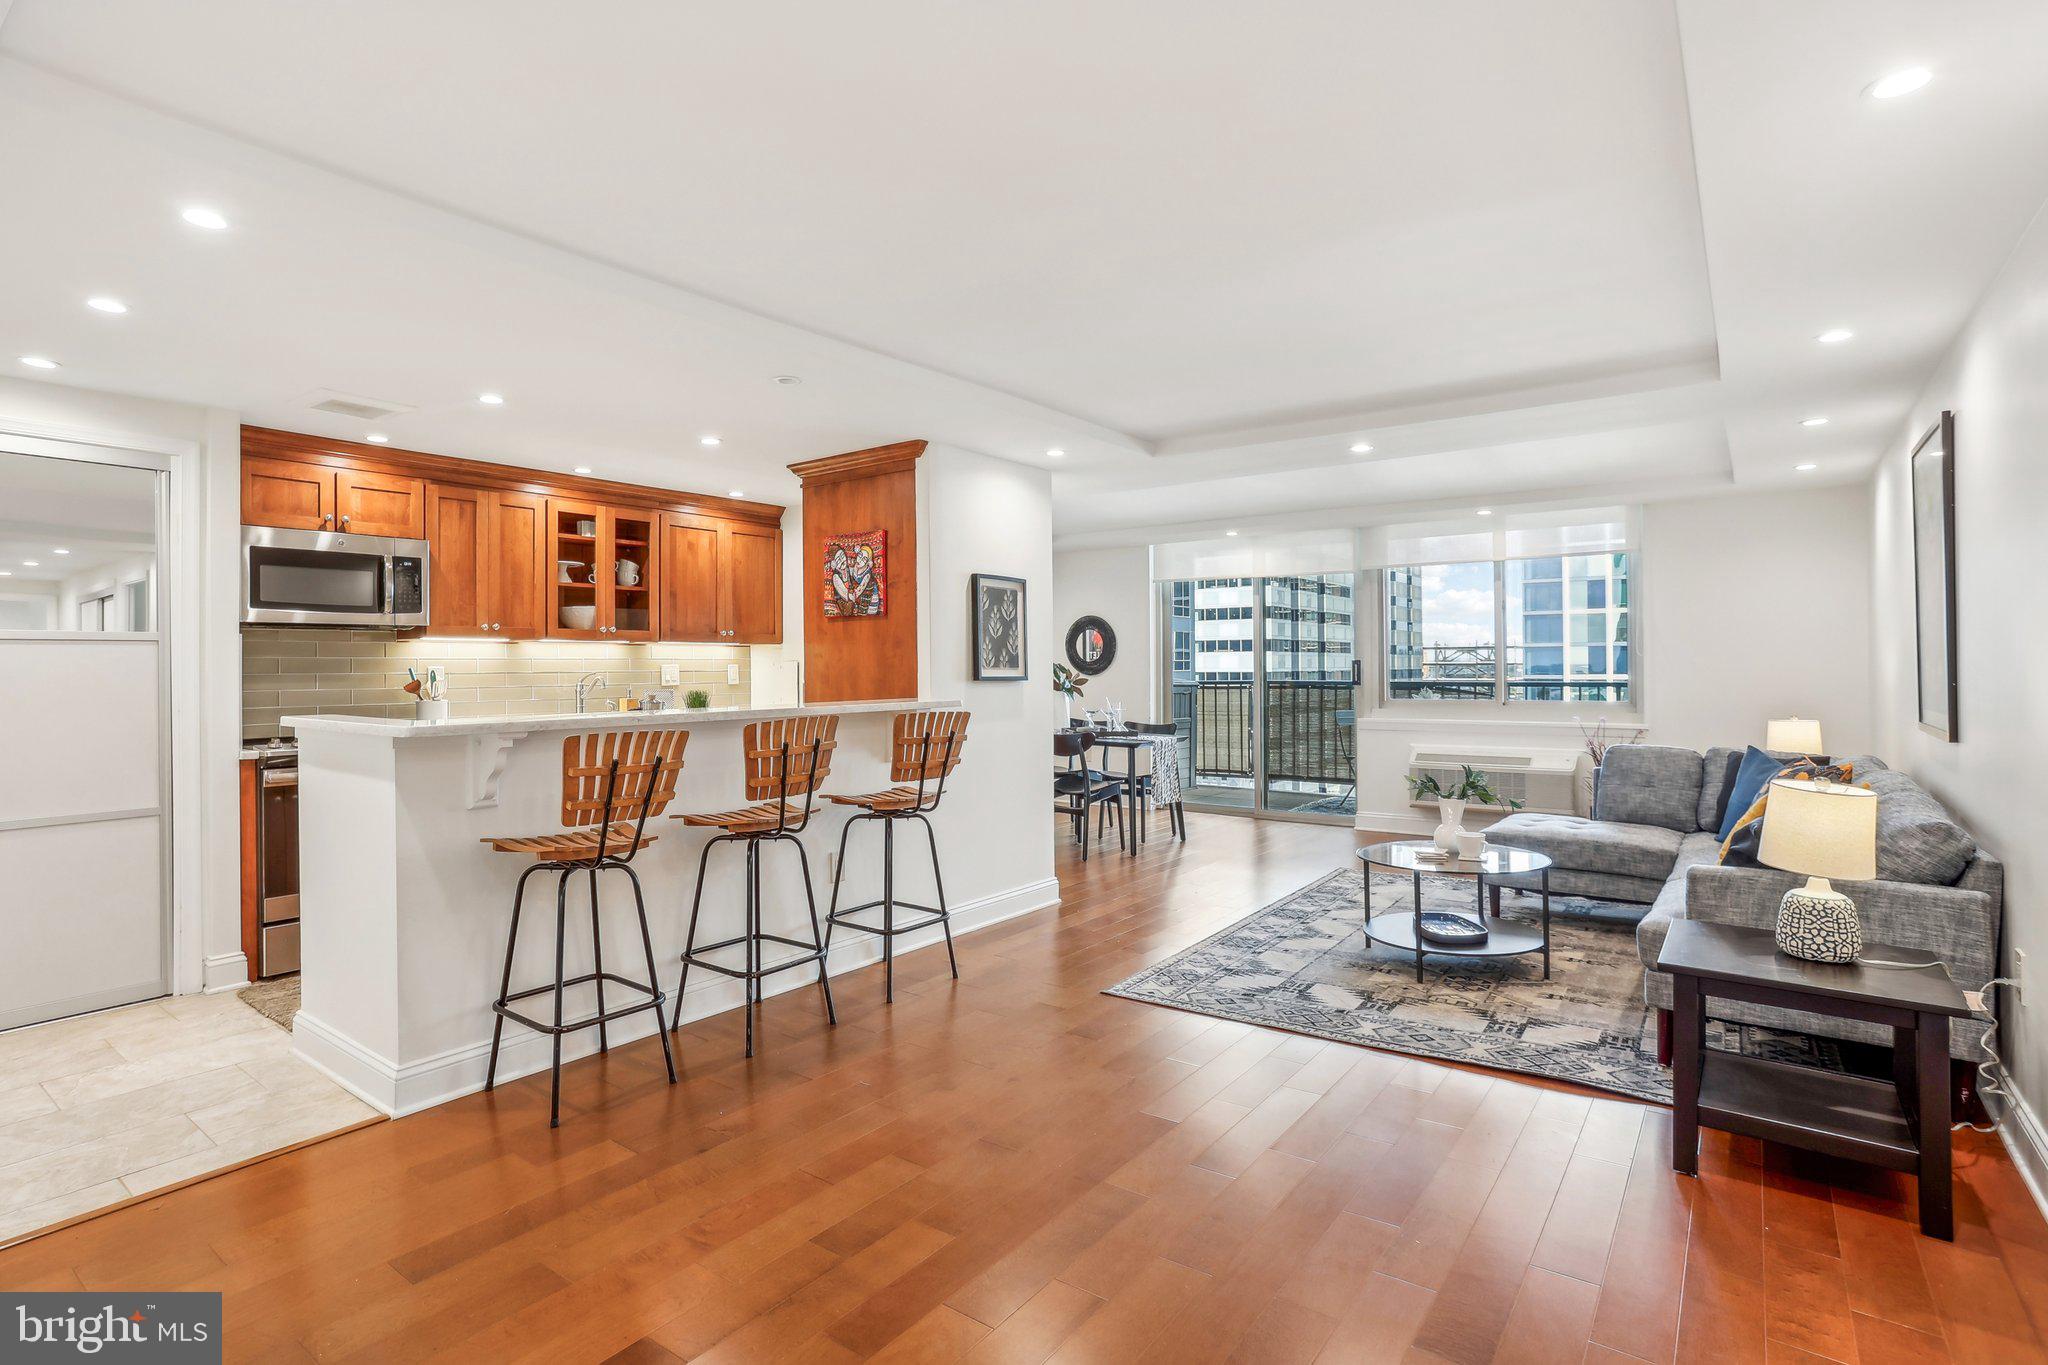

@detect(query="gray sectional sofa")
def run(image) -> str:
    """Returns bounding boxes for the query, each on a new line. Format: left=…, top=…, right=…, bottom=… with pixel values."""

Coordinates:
left=1485, top=743, right=2002, bottom=1062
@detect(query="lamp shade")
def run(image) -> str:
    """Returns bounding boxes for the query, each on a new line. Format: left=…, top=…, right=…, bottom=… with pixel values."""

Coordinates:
left=1757, top=778, right=1876, bottom=881
left=1765, top=717, right=1824, bottom=754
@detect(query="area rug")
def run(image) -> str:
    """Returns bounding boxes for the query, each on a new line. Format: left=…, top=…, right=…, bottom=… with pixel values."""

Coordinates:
left=1105, top=866, right=1840, bottom=1103
left=237, top=975, right=300, bottom=1030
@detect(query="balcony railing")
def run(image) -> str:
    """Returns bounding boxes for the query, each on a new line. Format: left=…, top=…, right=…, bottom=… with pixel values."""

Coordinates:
left=1388, top=644, right=1629, bottom=702
left=1169, top=679, right=1354, bottom=786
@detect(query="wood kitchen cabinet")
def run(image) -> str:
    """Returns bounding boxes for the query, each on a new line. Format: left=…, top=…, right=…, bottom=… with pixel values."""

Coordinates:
left=660, top=513, right=782, bottom=644
left=244, top=455, right=424, bottom=538
left=426, top=485, right=547, bottom=638
left=546, top=499, right=658, bottom=641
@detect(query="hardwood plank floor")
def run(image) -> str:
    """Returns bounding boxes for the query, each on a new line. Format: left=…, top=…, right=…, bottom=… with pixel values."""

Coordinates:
left=1, top=814, right=2042, bottom=1363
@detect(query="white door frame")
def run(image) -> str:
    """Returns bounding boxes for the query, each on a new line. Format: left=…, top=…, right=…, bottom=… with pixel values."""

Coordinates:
left=0, top=414, right=208, bottom=1014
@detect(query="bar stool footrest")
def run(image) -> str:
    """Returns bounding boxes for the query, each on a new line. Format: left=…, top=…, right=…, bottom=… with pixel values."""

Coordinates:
left=494, top=971, right=666, bottom=1038
left=681, top=937, right=828, bottom=982
left=828, top=900, right=950, bottom=937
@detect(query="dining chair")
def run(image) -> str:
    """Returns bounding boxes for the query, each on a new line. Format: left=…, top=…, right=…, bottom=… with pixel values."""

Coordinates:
left=1053, top=731, right=1124, bottom=859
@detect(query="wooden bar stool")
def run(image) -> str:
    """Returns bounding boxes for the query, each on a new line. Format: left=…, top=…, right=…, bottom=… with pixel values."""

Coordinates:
left=669, top=714, right=838, bottom=1058
left=482, top=728, right=686, bottom=1128
left=824, top=710, right=969, bottom=1003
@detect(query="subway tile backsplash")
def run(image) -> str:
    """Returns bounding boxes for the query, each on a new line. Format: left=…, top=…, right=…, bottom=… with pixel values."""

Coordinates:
left=241, top=628, right=753, bottom=740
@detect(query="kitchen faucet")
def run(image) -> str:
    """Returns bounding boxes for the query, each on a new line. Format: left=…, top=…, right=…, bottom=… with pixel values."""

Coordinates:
left=575, top=672, right=608, bottom=713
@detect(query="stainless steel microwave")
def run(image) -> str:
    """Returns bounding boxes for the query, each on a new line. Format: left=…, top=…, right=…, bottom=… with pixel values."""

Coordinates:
left=241, top=525, right=429, bottom=627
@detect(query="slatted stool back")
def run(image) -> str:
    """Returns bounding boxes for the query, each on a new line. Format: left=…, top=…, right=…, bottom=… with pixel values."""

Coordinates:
left=670, top=714, right=841, bottom=1057
left=824, top=710, right=971, bottom=1003
left=480, top=727, right=687, bottom=1126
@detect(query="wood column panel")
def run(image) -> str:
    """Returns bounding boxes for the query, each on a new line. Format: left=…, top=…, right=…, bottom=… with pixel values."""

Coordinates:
left=789, top=441, right=924, bottom=703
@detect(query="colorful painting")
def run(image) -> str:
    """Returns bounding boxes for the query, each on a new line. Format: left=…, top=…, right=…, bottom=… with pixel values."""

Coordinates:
left=824, top=530, right=886, bottom=618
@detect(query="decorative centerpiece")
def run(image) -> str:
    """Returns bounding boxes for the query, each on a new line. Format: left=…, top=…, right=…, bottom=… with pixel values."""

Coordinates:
left=1405, top=764, right=1523, bottom=854
left=1051, top=662, right=1087, bottom=726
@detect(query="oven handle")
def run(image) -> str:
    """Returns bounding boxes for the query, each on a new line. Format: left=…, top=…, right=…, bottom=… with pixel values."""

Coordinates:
left=262, top=769, right=298, bottom=788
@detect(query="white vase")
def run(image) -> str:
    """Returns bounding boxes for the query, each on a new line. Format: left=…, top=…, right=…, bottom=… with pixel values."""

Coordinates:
left=1433, top=798, right=1468, bottom=853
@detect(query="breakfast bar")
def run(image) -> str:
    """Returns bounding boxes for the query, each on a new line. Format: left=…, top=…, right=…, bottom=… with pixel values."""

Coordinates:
left=285, top=700, right=985, bottom=1115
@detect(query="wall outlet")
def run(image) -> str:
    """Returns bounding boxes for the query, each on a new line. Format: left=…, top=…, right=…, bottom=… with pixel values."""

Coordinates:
left=661, top=664, right=680, bottom=685
left=2016, top=948, right=2029, bottom=1006
left=727, top=663, right=740, bottom=684
left=826, top=851, right=839, bottom=882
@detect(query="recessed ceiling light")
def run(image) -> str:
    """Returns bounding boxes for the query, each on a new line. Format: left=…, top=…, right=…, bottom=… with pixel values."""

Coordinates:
left=365, top=433, right=390, bottom=444
left=1224, top=529, right=1240, bottom=537
left=729, top=489, right=746, bottom=499
left=573, top=466, right=593, bottom=474
left=18, top=356, right=59, bottom=370
left=52, top=548, right=70, bottom=555
left=0, top=572, right=11, bottom=578
left=1801, top=416, right=1829, bottom=427
left=1796, top=462, right=1819, bottom=472
left=1477, top=508, right=1494, bottom=517
left=1815, top=328, right=1854, bottom=345
left=180, top=205, right=230, bottom=230
left=478, top=392, right=504, bottom=406
left=1866, top=67, right=1932, bottom=100
left=21, top=561, right=38, bottom=568
left=1046, top=448, right=1065, bottom=459
left=771, top=374, right=802, bottom=386
left=86, top=296, right=129, bottom=315
left=699, top=435, right=722, bottom=447
left=1350, top=442, right=1374, bottom=454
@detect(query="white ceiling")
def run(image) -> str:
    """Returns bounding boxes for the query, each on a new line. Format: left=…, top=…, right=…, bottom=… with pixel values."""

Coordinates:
left=0, top=1, right=2044, bottom=542
left=0, top=446, right=156, bottom=586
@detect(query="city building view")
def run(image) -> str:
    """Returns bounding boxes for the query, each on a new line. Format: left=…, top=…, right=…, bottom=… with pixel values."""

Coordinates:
left=1386, top=554, right=1633, bottom=703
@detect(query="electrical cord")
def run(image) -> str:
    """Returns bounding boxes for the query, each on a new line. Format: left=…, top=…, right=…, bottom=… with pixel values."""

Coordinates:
left=1944, top=975, right=2018, bottom=1134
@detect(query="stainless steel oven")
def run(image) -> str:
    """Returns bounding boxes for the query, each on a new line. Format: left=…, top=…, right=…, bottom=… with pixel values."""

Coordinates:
left=241, top=525, right=429, bottom=627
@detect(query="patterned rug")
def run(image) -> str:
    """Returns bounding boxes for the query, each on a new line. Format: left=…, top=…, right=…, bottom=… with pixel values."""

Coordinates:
left=1105, top=866, right=1839, bottom=1103
left=237, top=975, right=300, bottom=1030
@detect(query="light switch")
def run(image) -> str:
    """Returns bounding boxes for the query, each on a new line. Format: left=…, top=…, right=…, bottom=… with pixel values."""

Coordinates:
left=661, top=664, right=680, bottom=685
left=727, top=663, right=740, bottom=684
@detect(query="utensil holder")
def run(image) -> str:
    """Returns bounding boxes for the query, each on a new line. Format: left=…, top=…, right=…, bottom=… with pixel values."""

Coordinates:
left=416, top=698, right=450, bottom=722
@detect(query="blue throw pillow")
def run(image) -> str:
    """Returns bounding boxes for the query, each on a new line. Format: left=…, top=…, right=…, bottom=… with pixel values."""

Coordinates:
left=1717, top=745, right=1789, bottom=842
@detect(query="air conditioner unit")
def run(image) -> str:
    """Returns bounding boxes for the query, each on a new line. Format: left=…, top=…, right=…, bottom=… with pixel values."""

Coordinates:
left=1406, top=744, right=1581, bottom=814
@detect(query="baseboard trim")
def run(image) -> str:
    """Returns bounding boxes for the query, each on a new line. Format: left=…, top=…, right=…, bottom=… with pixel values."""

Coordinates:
left=292, top=876, right=1060, bottom=1117
left=202, top=952, right=251, bottom=993
left=1354, top=809, right=1435, bottom=836
left=1998, top=1076, right=2048, bottom=1225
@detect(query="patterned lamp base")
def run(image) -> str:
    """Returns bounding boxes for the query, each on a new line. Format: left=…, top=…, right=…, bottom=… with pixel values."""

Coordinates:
left=1775, top=880, right=1862, bottom=963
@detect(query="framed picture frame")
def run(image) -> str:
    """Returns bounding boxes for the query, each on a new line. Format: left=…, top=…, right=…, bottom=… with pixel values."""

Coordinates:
left=970, top=573, right=1028, bottom=681
left=1910, top=410, right=1958, bottom=741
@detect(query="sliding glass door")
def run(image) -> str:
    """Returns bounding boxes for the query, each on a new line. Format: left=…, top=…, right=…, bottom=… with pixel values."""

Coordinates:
left=1162, top=573, right=1358, bottom=820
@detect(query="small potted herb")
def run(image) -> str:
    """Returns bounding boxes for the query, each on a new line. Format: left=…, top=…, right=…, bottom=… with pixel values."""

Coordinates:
left=684, top=688, right=710, bottom=711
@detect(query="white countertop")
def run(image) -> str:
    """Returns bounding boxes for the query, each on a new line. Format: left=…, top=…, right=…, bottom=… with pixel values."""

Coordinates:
left=284, top=698, right=951, bottom=741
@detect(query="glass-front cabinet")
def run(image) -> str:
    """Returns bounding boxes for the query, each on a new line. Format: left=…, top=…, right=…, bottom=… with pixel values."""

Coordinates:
left=546, top=498, right=658, bottom=640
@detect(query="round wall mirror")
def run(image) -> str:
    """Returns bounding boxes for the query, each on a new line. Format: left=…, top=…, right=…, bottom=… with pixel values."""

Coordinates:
left=1064, top=616, right=1117, bottom=675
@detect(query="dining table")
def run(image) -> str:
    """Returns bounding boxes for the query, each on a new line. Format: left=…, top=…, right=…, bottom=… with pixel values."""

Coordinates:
left=1063, top=727, right=1173, bottom=857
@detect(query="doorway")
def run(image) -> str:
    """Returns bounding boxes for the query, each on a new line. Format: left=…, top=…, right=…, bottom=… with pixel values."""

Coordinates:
left=0, top=446, right=171, bottom=1030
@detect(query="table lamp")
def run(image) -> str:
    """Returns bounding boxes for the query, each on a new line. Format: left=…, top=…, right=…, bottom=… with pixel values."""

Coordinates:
left=1757, top=776, right=1877, bottom=963
left=1765, top=717, right=1824, bottom=756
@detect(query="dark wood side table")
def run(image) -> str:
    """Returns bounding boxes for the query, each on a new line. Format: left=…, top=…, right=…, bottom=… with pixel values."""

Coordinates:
left=1657, top=919, right=1970, bottom=1239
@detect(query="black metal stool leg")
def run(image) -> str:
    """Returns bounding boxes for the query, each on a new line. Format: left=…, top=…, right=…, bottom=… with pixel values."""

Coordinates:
left=825, top=814, right=856, bottom=959
left=588, top=866, right=609, bottom=1054
left=550, top=868, right=571, bottom=1129
left=622, top=865, right=676, bottom=1085
left=882, top=816, right=896, bottom=1004
left=792, top=835, right=836, bottom=1025
left=915, top=814, right=958, bottom=980
left=486, top=862, right=545, bottom=1093
left=744, top=838, right=759, bottom=1058
left=671, top=836, right=718, bottom=1034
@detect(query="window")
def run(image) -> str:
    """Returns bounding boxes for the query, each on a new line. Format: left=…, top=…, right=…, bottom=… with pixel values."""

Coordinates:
left=1384, top=552, right=1631, bottom=705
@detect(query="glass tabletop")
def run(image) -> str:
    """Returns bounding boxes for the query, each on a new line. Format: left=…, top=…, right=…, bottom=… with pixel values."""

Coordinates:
left=1355, top=839, right=1551, bottom=876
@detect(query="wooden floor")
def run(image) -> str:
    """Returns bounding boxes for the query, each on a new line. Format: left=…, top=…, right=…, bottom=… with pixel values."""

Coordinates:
left=3, top=814, right=2045, bottom=1363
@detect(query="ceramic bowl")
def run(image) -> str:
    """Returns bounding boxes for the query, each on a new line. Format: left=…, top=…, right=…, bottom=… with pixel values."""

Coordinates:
left=560, top=604, right=597, bottom=631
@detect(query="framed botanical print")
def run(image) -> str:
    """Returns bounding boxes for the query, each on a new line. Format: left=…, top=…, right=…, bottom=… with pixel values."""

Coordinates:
left=970, top=573, right=1027, bottom=681
left=1910, top=410, right=1958, bottom=740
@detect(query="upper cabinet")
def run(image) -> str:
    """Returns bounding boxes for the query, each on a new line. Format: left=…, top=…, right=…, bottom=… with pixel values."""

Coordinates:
left=660, top=513, right=782, bottom=644
left=241, top=427, right=783, bottom=644
left=244, top=456, right=423, bottom=538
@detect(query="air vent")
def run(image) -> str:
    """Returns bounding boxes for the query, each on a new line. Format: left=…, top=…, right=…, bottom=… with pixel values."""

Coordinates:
left=295, top=389, right=415, bottom=422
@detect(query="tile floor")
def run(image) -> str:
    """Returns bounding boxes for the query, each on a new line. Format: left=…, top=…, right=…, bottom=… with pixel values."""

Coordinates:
left=0, top=990, right=379, bottom=1243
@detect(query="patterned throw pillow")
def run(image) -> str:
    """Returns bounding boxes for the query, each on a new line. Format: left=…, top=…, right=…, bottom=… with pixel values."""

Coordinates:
left=1718, top=759, right=1860, bottom=867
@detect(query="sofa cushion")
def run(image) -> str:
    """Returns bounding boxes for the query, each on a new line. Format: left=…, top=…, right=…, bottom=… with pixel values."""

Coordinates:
left=1717, top=746, right=1790, bottom=842
left=1697, top=747, right=1743, bottom=832
left=1487, top=811, right=1684, bottom=882
left=1635, top=831, right=1725, bottom=968
left=1593, top=745, right=1704, bottom=834
left=1864, top=768, right=1978, bottom=885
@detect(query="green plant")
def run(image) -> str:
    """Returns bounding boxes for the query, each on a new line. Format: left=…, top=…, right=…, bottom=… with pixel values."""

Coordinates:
left=1051, top=663, right=1087, bottom=698
left=1406, top=764, right=1523, bottom=810
left=684, top=688, right=710, bottom=710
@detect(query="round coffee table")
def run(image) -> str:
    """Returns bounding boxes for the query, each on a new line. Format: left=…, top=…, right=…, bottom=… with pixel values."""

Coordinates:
left=1355, top=840, right=1555, bottom=982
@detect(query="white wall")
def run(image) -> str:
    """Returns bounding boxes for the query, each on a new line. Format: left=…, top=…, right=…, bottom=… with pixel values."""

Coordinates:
left=1871, top=198, right=2048, bottom=1178
left=919, top=443, right=1058, bottom=907
left=1347, top=483, right=1875, bottom=830
left=1050, top=546, right=1154, bottom=726
left=0, top=376, right=246, bottom=997
left=57, top=552, right=156, bottom=630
